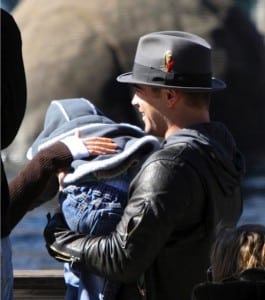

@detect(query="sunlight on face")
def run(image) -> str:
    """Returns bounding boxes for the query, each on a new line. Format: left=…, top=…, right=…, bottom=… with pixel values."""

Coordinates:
left=131, top=85, right=167, bottom=137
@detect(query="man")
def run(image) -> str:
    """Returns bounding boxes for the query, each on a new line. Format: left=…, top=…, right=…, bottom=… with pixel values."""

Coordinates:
left=44, top=31, right=245, bottom=300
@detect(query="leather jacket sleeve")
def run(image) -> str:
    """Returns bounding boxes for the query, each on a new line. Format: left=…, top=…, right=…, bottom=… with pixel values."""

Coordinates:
left=44, top=150, right=204, bottom=283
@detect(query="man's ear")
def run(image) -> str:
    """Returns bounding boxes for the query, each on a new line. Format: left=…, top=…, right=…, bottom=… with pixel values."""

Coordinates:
left=165, top=89, right=178, bottom=107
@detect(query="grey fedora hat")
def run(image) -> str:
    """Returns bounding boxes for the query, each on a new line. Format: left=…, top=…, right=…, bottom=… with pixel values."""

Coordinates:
left=117, top=31, right=226, bottom=91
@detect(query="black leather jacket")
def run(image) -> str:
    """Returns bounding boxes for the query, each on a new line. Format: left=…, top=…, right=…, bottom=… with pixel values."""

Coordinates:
left=44, top=122, right=245, bottom=300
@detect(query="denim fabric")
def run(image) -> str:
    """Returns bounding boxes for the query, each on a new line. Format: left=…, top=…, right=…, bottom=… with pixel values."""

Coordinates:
left=1, top=237, right=13, bottom=300
left=60, top=182, right=127, bottom=236
left=59, top=181, right=128, bottom=300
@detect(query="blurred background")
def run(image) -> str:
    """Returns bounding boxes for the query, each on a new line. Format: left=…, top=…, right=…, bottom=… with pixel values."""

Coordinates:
left=1, top=0, right=265, bottom=270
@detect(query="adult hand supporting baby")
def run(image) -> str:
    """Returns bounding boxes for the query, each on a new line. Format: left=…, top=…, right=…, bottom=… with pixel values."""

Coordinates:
left=82, top=137, right=118, bottom=156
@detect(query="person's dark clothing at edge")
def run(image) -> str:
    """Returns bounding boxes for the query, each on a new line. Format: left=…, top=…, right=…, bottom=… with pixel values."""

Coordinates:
left=1, top=8, right=27, bottom=237
left=192, top=268, right=265, bottom=300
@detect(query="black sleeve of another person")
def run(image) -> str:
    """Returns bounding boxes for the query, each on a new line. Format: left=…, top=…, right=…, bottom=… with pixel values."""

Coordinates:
left=1, top=8, right=27, bottom=237
left=1, top=8, right=27, bottom=149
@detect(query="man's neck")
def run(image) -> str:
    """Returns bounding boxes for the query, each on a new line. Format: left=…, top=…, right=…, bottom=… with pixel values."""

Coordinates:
left=165, top=114, right=210, bottom=139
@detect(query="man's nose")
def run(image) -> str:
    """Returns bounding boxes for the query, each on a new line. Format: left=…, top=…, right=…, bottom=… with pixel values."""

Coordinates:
left=131, top=94, right=139, bottom=106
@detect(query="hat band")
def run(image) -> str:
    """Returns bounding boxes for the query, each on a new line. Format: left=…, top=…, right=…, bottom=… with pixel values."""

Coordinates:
left=132, top=63, right=212, bottom=88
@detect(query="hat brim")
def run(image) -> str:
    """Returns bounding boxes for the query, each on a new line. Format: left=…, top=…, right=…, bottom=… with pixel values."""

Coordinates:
left=117, top=72, right=226, bottom=92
